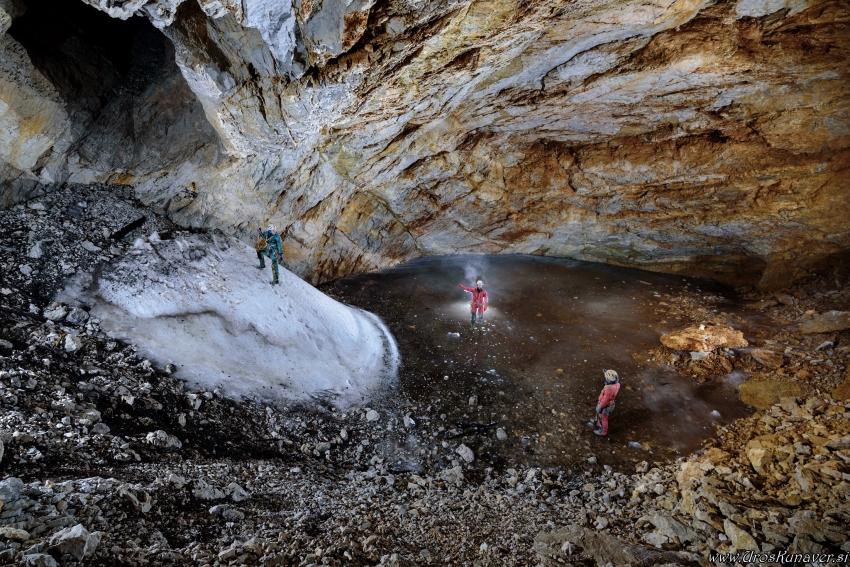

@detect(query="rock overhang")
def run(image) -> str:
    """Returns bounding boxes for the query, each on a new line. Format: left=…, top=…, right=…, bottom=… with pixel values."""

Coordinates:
left=0, top=0, right=847, bottom=289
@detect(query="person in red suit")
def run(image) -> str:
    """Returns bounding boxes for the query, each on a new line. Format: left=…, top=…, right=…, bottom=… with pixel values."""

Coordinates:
left=589, top=369, right=621, bottom=436
left=459, top=279, right=488, bottom=328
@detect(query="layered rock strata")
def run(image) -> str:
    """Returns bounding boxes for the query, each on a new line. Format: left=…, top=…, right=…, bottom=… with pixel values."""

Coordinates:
left=1, top=0, right=849, bottom=287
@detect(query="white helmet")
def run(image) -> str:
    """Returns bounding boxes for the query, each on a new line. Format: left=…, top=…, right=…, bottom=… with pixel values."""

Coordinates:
left=604, top=369, right=618, bottom=381
left=267, top=224, right=276, bottom=232
left=476, top=279, right=483, bottom=286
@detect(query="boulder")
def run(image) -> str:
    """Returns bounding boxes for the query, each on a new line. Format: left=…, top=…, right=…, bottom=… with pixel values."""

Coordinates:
left=738, top=380, right=807, bottom=410
left=660, top=325, right=747, bottom=352
left=0, top=526, right=30, bottom=540
left=800, top=311, right=850, bottom=334
left=649, top=514, right=701, bottom=544
left=746, top=441, right=773, bottom=475
left=825, top=436, right=850, bottom=450
left=750, top=349, right=783, bottom=369
left=22, top=554, right=58, bottom=567
left=48, top=524, right=101, bottom=560
left=676, top=461, right=704, bottom=488
left=534, top=525, right=691, bottom=566
left=0, top=477, right=24, bottom=504
left=723, top=519, right=759, bottom=551
left=832, top=376, right=850, bottom=401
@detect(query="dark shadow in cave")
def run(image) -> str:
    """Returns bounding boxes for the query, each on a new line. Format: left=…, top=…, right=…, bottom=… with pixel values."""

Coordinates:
left=8, top=0, right=159, bottom=112
left=8, top=0, right=220, bottom=174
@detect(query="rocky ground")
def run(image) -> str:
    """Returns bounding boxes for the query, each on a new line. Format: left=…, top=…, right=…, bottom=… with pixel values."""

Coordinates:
left=1, top=184, right=849, bottom=566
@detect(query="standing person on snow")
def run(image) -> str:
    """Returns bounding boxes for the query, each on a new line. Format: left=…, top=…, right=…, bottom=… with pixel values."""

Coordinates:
left=256, top=224, right=284, bottom=285
left=459, top=279, right=488, bottom=328
left=589, top=369, right=621, bottom=436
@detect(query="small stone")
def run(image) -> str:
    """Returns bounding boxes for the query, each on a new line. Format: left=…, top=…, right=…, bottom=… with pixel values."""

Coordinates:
left=27, top=242, right=43, bottom=259
left=496, top=427, right=508, bottom=441
left=403, top=416, right=415, bottom=429
left=64, top=335, right=83, bottom=353
left=365, top=409, right=380, bottom=422
left=20, top=264, right=32, bottom=276
left=65, top=308, right=90, bottom=326
left=145, top=430, right=182, bottom=449
left=91, top=422, right=110, bottom=435
left=227, top=482, right=251, bottom=501
left=774, top=293, right=795, bottom=306
left=456, top=444, right=475, bottom=463
left=43, top=304, right=69, bottom=321
left=594, top=516, right=609, bottom=529
left=642, top=532, right=670, bottom=547
left=469, top=395, right=478, bottom=406
left=81, top=241, right=102, bottom=253
left=438, top=466, right=464, bottom=484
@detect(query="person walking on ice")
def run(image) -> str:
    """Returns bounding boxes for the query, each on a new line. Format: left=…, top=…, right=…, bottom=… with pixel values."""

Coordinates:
left=589, top=369, right=621, bottom=436
left=459, top=279, right=488, bottom=328
left=255, top=224, right=284, bottom=285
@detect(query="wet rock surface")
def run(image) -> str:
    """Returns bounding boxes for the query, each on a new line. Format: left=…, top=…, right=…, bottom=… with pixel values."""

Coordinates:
left=1, top=187, right=849, bottom=566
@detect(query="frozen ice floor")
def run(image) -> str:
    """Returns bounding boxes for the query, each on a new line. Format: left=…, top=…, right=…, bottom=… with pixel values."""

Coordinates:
left=60, top=232, right=398, bottom=407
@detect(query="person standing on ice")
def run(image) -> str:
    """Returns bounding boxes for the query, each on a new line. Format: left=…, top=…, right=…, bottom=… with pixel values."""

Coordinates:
left=256, top=224, right=284, bottom=285
left=459, top=279, right=488, bottom=327
left=589, top=369, right=621, bottom=436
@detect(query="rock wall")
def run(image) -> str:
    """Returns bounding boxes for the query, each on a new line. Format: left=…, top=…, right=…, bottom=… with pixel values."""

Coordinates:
left=1, top=0, right=848, bottom=288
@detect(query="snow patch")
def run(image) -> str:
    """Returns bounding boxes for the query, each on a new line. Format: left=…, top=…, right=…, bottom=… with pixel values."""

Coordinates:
left=59, top=232, right=398, bottom=407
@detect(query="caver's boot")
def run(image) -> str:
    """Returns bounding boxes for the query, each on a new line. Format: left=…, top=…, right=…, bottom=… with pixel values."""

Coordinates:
left=257, top=250, right=266, bottom=269
left=271, top=260, right=280, bottom=285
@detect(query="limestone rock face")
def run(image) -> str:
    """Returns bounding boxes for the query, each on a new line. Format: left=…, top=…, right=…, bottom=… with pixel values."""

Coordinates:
left=1, top=0, right=849, bottom=286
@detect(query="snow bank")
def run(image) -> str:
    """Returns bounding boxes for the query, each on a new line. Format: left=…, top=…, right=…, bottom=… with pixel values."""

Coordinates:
left=63, top=232, right=398, bottom=407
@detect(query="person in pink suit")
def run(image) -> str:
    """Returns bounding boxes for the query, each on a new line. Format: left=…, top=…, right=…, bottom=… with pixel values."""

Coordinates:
left=459, top=279, right=488, bottom=328
left=589, top=369, right=621, bottom=436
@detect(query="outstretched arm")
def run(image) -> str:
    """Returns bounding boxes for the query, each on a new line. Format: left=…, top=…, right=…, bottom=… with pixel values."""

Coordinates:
left=459, top=284, right=474, bottom=293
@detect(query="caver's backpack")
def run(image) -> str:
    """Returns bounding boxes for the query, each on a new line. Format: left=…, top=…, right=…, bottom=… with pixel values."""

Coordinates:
left=254, top=233, right=268, bottom=252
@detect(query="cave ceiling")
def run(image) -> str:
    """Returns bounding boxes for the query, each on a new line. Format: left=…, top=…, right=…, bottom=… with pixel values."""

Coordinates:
left=1, top=0, right=848, bottom=288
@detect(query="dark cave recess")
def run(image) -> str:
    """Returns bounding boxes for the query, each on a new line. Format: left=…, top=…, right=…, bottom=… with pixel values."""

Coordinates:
left=8, top=0, right=172, bottom=107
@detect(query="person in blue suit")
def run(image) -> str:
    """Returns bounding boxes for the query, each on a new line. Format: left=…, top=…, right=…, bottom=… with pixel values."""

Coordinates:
left=256, top=224, right=284, bottom=285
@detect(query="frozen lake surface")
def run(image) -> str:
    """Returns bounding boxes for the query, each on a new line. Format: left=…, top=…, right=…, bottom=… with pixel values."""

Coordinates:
left=323, top=254, right=754, bottom=472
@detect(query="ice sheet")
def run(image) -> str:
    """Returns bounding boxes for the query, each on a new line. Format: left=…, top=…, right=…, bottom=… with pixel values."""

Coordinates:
left=62, top=232, right=398, bottom=407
